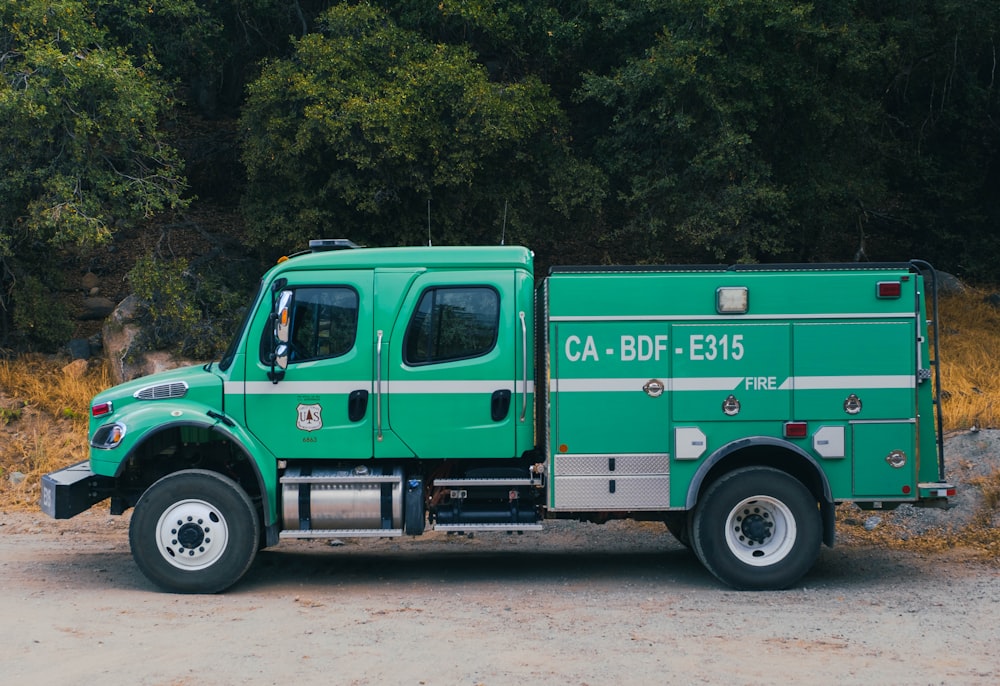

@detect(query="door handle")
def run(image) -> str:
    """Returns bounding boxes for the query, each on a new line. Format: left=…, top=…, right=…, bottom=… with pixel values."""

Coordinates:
left=519, top=311, right=528, bottom=422
left=491, top=389, right=512, bottom=422
left=348, top=390, right=369, bottom=423
left=376, top=330, right=383, bottom=441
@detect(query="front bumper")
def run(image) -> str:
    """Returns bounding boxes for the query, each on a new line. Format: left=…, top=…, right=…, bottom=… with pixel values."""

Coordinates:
left=40, top=461, right=116, bottom=519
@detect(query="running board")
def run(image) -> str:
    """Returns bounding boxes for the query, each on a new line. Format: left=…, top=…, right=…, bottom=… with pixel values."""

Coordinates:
left=433, top=477, right=541, bottom=487
left=433, top=523, right=543, bottom=533
left=280, top=528, right=403, bottom=539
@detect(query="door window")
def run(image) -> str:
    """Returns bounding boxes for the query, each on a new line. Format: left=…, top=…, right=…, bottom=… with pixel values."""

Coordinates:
left=403, top=286, right=499, bottom=365
left=260, top=287, right=359, bottom=364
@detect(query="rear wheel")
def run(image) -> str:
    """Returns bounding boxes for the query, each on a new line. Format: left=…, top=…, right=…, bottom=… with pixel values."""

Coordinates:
left=690, top=467, right=820, bottom=590
left=130, top=470, right=260, bottom=593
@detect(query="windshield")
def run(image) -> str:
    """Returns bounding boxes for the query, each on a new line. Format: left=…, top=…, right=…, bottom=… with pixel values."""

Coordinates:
left=218, top=280, right=264, bottom=372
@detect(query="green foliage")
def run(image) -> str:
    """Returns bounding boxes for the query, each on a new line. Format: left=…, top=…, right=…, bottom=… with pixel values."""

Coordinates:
left=129, top=255, right=198, bottom=352
left=2, top=0, right=1000, bottom=351
left=0, top=0, right=188, bottom=246
left=91, top=0, right=327, bottom=115
left=579, top=0, right=888, bottom=263
left=91, top=0, right=224, bottom=85
left=10, top=273, right=73, bottom=351
left=0, top=0, right=189, bottom=347
left=128, top=254, right=250, bottom=360
left=862, top=0, right=1000, bottom=277
left=240, top=2, right=602, bottom=253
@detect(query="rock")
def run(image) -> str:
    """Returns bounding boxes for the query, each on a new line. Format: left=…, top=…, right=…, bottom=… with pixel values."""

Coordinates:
left=8, top=471, right=26, bottom=485
left=81, top=271, right=100, bottom=292
left=61, top=359, right=88, bottom=379
left=984, top=292, right=1000, bottom=310
left=102, top=294, right=199, bottom=384
left=922, top=270, right=965, bottom=295
left=79, top=297, right=117, bottom=321
left=68, top=338, right=91, bottom=360
left=863, top=516, right=882, bottom=531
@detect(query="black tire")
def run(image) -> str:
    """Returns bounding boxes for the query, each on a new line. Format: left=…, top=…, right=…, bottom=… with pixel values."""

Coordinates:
left=130, top=469, right=260, bottom=594
left=690, top=467, right=821, bottom=591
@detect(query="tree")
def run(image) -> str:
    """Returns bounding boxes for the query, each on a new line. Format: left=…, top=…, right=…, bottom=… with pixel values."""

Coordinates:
left=578, top=0, right=894, bottom=263
left=862, top=0, right=1000, bottom=277
left=240, top=3, right=602, bottom=255
left=0, top=0, right=188, bottom=348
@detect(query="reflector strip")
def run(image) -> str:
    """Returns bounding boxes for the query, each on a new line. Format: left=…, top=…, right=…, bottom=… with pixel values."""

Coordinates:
left=548, top=312, right=915, bottom=322
left=235, top=380, right=535, bottom=395
left=778, top=375, right=915, bottom=390
left=548, top=375, right=916, bottom=393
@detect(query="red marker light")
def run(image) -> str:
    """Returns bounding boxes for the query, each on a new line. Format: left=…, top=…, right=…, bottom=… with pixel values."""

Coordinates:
left=784, top=421, right=808, bottom=438
left=92, top=401, right=113, bottom=417
left=877, top=281, right=902, bottom=298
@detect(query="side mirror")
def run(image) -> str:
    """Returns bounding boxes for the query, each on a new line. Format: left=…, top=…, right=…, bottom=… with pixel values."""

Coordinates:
left=274, top=343, right=289, bottom=371
left=275, top=290, right=293, bottom=344
left=268, top=289, right=293, bottom=383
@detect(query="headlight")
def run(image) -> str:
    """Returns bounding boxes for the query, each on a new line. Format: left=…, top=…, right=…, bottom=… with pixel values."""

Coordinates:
left=91, top=423, right=127, bottom=449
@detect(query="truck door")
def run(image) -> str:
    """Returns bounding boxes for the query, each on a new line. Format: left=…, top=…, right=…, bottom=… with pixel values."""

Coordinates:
left=376, top=270, right=519, bottom=459
left=244, top=270, right=374, bottom=459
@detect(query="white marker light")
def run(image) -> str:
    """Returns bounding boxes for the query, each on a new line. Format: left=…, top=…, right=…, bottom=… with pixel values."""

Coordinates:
left=716, top=287, right=749, bottom=314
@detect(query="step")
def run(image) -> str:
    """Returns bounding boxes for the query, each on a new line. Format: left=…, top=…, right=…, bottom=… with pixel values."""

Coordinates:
left=433, top=523, right=543, bottom=533
left=280, top=528, right=403, bottom=539
left=432, top=477, right=539, bottom=487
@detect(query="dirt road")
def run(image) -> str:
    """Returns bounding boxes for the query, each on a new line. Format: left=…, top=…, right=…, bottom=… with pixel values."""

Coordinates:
left=1, top=510, right=997, bottom=686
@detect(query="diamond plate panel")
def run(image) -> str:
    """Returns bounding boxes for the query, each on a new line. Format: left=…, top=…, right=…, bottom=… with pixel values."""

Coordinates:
left=553, top=475, right=669, bottom=510
left=554, top=453, right=670, bottom=476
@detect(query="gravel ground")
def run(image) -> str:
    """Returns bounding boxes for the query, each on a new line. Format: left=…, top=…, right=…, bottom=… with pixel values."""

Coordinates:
left=1, top=431, right=998, bottom=685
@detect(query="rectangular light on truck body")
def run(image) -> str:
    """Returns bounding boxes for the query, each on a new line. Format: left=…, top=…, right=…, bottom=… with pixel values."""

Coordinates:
left=716, top=287, right=748, bottom=314
left=877, top=281, right=902, bottom=298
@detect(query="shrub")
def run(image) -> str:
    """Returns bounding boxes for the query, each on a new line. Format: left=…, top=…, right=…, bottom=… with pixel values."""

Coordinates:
left=11, top=273, right=73, bottom=351
left=127, top=253, right=250, bottom=360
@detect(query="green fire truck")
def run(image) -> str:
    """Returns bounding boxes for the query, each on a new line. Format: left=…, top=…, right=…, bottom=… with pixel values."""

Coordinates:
left=41, top=241, right=954, bottom=592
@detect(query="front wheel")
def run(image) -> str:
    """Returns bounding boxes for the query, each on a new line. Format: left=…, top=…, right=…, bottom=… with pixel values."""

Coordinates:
left=130, top=470, right=260, bottom=593
left=690, top=467, right=821, bottom=590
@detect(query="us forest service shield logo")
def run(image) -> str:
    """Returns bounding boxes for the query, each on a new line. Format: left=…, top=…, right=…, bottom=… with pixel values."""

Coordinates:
left=296, top=403, right=323, bottom=432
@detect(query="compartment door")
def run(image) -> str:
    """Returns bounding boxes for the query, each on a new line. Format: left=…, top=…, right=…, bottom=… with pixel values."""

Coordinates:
left=852, top=421, right=916, bottom=498
left=549, top=321, right=671, bottom=455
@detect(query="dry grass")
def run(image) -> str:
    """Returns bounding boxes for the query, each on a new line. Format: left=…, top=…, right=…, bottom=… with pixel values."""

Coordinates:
left=937, top=290, right=1000, bottom=430
left=1, top=289, right=999, bottom=559
left=0, top=355, right=110, bottom=510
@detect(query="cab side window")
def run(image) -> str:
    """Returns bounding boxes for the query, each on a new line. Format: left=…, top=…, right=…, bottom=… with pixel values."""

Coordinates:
left=261, top=287, right=359, bottom=364
left=404, top=286, right=499, bottom=365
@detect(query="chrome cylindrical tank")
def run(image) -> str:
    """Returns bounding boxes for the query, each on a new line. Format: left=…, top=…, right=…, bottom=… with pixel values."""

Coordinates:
left=281, top=465, right=403, bottom=530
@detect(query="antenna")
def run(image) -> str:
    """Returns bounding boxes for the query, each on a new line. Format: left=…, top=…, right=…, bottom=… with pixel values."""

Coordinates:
left=427, top=199, right=432, bottom=247
left=500, top=199, right=508, bottom=246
